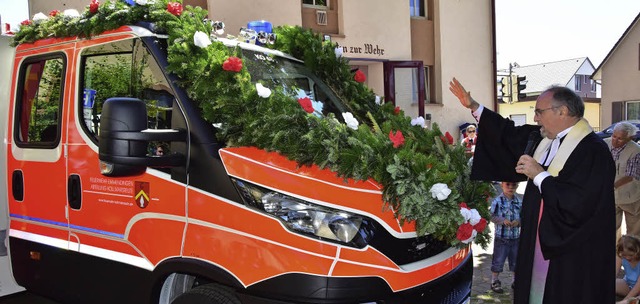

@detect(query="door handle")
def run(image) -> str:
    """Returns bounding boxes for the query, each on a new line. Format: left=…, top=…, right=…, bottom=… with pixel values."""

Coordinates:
left=68, top=175, right=82, bottom=210
left=12, top=170, right=24, bottom=201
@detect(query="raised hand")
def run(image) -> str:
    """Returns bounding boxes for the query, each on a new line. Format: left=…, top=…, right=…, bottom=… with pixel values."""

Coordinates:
left=449, top=77, right=479, bottom=111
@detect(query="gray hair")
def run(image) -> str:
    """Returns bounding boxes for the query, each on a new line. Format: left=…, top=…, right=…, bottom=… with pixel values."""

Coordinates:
left=613, top=122, right=639, bottom=138
left=544, top=86, right=585, bottom=118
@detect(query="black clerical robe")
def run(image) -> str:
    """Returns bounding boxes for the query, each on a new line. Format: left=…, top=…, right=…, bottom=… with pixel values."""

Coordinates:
left=471, top=108, right=615, bottom=303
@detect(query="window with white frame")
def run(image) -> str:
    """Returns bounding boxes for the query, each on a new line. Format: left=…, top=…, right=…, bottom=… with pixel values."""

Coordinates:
left=303, top=0, right=328, bottom=8
left=410, top=0, right=425, bottom=17
left=575, top=75, right=582, bottom=91
left=627, top=101, right=640, bottom=120
left=591, top=80, right=596, bottom=92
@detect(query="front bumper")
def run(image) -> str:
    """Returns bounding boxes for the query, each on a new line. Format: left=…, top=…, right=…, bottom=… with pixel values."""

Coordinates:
left=237, top=251, right=473, bottom=304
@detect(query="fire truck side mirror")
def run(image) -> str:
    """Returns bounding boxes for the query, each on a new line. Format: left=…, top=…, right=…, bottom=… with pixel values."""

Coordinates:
left=99, top=98, right=149, bottom=176
left=98, top=97, right=188, bottom=177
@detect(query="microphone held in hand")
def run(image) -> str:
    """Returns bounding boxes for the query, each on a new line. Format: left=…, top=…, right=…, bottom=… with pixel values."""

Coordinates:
left=524, top=130, right=542, bottom=156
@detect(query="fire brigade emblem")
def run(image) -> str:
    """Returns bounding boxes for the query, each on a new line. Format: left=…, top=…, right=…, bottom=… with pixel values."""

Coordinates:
left=134, top=182, right=150, bottom=208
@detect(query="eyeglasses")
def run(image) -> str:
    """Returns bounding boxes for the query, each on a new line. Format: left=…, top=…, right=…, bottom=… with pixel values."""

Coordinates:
left=534, top=106, right=560, bottom=116
left=467, top=130, right=476, bottom=133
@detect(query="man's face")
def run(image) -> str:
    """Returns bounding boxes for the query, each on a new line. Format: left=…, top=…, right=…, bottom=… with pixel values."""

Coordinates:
left=534, top=92, right=562, bottom=139
left=611, top=129, right=631, bottom=149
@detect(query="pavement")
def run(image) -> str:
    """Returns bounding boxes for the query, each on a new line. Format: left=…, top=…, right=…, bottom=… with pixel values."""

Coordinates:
left=470, top=222, right=515, bottom=303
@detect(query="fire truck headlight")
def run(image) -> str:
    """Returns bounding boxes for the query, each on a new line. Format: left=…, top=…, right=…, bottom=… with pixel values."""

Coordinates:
left=232, top=179, right=369, bottom=246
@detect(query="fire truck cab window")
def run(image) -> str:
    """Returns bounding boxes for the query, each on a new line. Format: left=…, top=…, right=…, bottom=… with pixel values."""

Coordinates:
left=15, top=56, right=65, bottom=147
left=79, top=38, right=174, bottom=155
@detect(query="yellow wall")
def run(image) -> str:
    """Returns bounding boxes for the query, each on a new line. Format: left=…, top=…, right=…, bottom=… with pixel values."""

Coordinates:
left=498, top=100, right=601, bottom=130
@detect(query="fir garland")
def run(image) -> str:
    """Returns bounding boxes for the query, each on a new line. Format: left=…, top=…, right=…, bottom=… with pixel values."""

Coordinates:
left=12, top=0, right=494, bottom=247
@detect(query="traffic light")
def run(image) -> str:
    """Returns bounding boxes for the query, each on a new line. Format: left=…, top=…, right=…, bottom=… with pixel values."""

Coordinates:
left=516, top=75, right=527, bottom=101
left=500, top=76, right=511, bottom=103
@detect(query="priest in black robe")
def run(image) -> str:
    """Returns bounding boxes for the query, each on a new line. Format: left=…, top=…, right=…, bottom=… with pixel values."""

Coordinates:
left=449, top=78, right=615, bottom=303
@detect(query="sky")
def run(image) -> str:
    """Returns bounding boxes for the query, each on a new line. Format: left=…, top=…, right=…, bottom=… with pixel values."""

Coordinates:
left=0, top=0, right=28, bottom=32
left=1, top=0, right=639, bottom=70
left=496, top=0, right=640, bottom=70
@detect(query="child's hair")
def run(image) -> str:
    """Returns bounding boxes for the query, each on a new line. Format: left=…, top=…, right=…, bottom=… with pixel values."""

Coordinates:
left=617, top=235, right=640, bottom=260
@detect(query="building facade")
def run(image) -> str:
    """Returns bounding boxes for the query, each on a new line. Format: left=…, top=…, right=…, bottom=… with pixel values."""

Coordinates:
left=28, top=0, right=496, bottom=137
left=498, top=57, right=601, bottom=129
left=593, top=12, right=640, bottom=127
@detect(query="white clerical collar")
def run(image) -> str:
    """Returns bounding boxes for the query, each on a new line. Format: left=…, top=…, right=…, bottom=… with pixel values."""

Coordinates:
left=554, top=126, right=573, bottom=140
left=542, top=125, right=574, bottom=166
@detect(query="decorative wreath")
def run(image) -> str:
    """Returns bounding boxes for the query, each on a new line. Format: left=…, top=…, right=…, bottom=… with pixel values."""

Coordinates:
left=11, top=0, right=493, bottom=247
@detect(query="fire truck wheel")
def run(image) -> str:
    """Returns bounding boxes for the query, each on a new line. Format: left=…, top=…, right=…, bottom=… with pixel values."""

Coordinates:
left=172, top=284, right=241, bottom=304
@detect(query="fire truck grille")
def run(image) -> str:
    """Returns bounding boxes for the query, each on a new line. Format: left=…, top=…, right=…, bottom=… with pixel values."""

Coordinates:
left=365, top=222, right=451, bottom=265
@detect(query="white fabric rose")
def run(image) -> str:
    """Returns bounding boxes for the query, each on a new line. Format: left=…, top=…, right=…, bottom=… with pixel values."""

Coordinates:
left=312, top=100, right=324, bottom=116
left=460, top=207, right=472, bottom=221
left=461, top=230, right=477, bottom=244
left=342, top=112, right=359, bottom=130
left=256, top=83, right=271, bottom=98
left=63, top=9, right=81, bottom=18
left=468, top=209, right=481, bottom=226
left=335, top=47, right=343, bottom=58
left=375, top=95, right=381, bottom=105
left=411, top=116, right=425, bottom=128
left=430, top=183, right=451, bottom=201
left=33, top=13, right=48, bottom=21
left=136, top=0, right=154, bottom=5
left=193, top=31, right=212, bottom=48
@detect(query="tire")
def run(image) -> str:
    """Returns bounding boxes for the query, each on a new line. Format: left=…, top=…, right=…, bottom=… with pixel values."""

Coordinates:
left=171, top=284, right=241, bottom=304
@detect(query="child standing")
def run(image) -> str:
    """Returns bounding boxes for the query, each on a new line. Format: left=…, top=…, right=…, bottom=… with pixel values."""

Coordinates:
left=616, top=235, right=640, bottom=303
left=489, top=181, right=522, bottom=293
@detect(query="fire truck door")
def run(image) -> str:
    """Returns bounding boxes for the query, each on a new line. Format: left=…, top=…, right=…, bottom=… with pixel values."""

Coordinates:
left=7, top=49, right=74, bottom=251
left=64, top=37, right=187, bottom=269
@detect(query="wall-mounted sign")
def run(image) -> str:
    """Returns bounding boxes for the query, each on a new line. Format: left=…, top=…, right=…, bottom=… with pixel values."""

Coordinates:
left=337, top=43, right=385, bottom=56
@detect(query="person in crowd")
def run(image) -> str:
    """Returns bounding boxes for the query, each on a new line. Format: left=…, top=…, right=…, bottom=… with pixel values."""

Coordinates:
left=462, top=124, right=478, bottom=155
left=449, top=77, right=615, bottom=303
left=489, top=181, right=522, bottom=293
left=617, top=235, right=640, bottom=303
left=605, top=122, right=640, bottom=239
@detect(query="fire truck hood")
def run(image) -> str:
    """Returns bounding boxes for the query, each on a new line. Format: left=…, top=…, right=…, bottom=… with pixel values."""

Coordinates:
left=219, top=146, right=417, bottom=235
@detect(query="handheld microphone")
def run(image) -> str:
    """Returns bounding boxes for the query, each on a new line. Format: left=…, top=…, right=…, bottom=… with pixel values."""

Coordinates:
left=524, top=130, right=541, bottom=156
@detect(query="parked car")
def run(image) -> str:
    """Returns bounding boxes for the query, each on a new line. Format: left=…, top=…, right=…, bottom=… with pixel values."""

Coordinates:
left=596, top=120, right=640, bottom=142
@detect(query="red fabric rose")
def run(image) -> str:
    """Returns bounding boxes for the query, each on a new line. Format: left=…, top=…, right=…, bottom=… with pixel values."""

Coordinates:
left=459, top=202, right=468, bottom=209
left=298, top=97, right=314, bottom=113
left=354, top=70, right=366, bottom=83
left=394, top=106, right=400, bottom=115
left=474, top=218, right=488, bottom=232
left=49, top=10, right=60, bottom=17
left=440, top=131, right=454, bottom=145
left=89, top=0, right=100, bottom=14
left=167, top=2, right=183, bottom=16
left=389, top=130, right=405, bottom=148
left=20, top=20, right=32, bottom=26
left=445, top=131, right=454, bottom=145
left=456, top=223, right=474, bottom=242
left=222, top=56, right=243, bottom=72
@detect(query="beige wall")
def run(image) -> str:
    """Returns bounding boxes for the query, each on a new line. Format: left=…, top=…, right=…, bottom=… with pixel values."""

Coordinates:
left=207, top=0, right=301, bottom=37
left=332, top=0, right=412, bottom=60
left=431, top=0, right=494, bottom=139
left=599, top=23, right=640, bottom=127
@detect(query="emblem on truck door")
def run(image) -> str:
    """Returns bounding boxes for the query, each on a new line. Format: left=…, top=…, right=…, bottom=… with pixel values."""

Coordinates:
left=134, top=181, right=150, bottom=208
